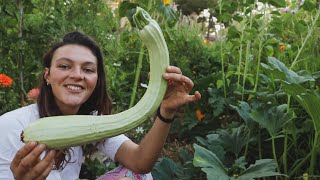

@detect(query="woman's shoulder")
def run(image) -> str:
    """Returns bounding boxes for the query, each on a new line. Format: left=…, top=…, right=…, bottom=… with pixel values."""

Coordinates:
left=0, top=104, right=39, bottom=125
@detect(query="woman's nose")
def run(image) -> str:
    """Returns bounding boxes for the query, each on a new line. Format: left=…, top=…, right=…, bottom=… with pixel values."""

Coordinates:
left=70, top=68, right=84, bottom=79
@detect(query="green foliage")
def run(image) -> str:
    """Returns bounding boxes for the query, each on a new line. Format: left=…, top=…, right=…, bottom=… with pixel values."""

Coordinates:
left=2, top=0, right=320, bottom=178
left=79, top=158, right=111, bottom=180
left=193, top=144, right=281, bottom=180
left=251, top=104, right=295, bottom=137
left=152, top=158, right=184, bottom=180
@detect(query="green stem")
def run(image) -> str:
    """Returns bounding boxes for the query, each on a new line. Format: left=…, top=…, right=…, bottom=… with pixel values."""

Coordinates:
left=129, top=46, right=144, bottom=108
left=272, top=136, right=281, bottom=179
left=241, top=42, right=250, bottom=100
left=309, top=132, right=319, bottom=175
left=258, top=129, right=262, bottom=160
left=220, top=39, right=226, bottom=98
left=253, top=40, right=263, bottom=93
left=240, top=1, right=256, bottom=100
left=244, top=128, right=250, bottom=158
left=282, top=131, right=288, bottom=177
left=237, top=30, right=244, bottom=90
left=290, top=6, right=320, bottom=69
left=217, top=0, right=226, bottom=98
left=288, top=151, right=312, bottom=178
left=253, top=4, right=267, bottom=93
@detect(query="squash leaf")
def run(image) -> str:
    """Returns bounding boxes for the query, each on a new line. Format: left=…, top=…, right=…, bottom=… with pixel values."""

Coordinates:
left=281, top=81, right=320, bottom=133
left=193, top=144, right=229, bottom=180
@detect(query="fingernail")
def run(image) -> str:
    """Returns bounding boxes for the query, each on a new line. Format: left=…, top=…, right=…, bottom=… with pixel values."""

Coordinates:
left=38, top=144, right=46, bottom=150
left=49, top=150, right=56, bottom=156
left=30, top=141, right=37, bottom=146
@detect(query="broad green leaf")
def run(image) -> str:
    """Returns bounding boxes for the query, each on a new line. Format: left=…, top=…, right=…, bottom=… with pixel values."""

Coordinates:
left=281, top=81, right=320, bottom=133
left=230, top=101, right=256, bottom=128
left=216, top=125, right=248, bottom=157
left=236, top=159, right=282, bottom=179
left=156, top=4, right=178, bottom=27
left=250, top=104, right=295, bottom=136
left=152, top=157, right=183, bottom=180
left=193, top=144, right=229, bottom=180
left=196, top=134, right=225, bottom=162
left=262, top=57, right=314, bottom=84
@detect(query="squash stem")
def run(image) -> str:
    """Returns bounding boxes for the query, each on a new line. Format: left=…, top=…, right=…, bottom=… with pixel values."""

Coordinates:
left=309, top=132, right=319, bottom=175
left=272, top=136, right=281, bottom=179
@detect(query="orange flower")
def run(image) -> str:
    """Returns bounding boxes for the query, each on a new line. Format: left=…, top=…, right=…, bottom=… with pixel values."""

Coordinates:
left=196, top=109, right=205, bottom=121
left=27, top=88, right=40, bottom=102
left=163, top=0, right=170, bottom=5
left=279, top=45, right=285, bottom=51
left=0, top=74, right=13, bottom=88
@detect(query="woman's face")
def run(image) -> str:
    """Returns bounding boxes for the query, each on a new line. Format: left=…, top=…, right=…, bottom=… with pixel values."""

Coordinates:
left=44, top=44, right=98, bottom=115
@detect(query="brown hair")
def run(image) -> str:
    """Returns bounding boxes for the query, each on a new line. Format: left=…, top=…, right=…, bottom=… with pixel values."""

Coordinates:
left=37, top=31, right=112, bottom=169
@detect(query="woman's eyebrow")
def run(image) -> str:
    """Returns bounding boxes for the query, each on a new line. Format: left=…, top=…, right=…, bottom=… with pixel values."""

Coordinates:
left=55, top=57, right=97, bottom=65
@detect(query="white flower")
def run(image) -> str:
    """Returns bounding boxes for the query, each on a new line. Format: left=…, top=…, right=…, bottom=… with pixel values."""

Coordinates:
left=140, top=83, right=148, bottom=88
left=113, top=63, right=121, bottom=67
left=135, top=127, right=144, bottom=134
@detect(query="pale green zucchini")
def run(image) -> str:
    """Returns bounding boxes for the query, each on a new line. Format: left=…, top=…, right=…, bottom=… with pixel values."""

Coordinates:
left=21, top=7, right=169, bottom=149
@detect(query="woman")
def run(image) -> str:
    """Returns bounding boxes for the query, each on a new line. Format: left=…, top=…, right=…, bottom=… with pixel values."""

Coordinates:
left=0, top=31, right=201, bottom=180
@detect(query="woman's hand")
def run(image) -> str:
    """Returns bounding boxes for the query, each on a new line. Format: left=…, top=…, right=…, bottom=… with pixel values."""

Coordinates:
left=10, top=141, right=56, bottom=180
left=160, top=66, right=201, bottom=119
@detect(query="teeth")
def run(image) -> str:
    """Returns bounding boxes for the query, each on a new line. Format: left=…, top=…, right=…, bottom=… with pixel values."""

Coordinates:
left=66, top=85, right=82, bottom=91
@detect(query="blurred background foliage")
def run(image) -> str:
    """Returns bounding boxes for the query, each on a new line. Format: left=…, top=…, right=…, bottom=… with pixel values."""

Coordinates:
left=1, top=0, right=320, bottom=179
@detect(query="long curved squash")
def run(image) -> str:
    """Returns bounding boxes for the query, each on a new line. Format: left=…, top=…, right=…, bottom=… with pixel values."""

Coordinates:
left=21, top=7, right=169, bottom=149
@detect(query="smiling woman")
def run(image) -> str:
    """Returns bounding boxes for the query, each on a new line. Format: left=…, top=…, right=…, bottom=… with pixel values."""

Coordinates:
left=0, top=16, right=200, bottom=179
left=44, top=44, right=99, bottom=115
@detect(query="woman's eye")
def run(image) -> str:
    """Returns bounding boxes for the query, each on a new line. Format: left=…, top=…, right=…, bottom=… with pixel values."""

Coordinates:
left=84, top=68, right=95, bottom=73
left=58, top=64, right=69, bottom=69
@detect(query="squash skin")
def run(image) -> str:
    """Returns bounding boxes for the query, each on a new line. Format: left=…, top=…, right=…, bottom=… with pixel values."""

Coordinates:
left=21, top=7, right=169, bottom=149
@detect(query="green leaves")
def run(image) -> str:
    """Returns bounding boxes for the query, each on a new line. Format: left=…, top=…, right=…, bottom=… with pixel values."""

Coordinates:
left=152, top=158, right=184, bottom=180
left=235, top=159, right=281, bottom=180
left=193, top=144, right=281, bottom=179
left=193, top=144, right=229, bottom=180
left=281, top=81, right=320, bottom=133
left=261, top=57, right=314, bottom=84
left=251, top=104, right=295, bottom=137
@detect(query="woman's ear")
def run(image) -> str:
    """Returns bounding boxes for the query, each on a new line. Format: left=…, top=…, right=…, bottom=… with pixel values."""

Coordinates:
left=44, top=68, right=50, bottom=84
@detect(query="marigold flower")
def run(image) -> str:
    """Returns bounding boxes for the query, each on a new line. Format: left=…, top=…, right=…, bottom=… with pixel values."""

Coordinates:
left=279, top=45, right=285, bottom=51
left=0, top=74, right=13, bottom=88
left=196, top=109, right=205, bottom=121
left=163, top=0, right=170, bottom=5
left=27, top=88, right=40, bottom=102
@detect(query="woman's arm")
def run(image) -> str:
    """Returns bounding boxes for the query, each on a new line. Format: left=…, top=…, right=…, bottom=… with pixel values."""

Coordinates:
left=115, top=66, right=201, bottom=173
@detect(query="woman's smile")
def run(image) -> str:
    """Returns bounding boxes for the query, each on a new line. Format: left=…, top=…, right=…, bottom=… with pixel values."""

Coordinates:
left=44, top=44, right=98, bottom=115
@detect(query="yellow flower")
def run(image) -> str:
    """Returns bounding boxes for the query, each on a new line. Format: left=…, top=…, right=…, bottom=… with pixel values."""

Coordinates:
left=163, top=0, right=170, bottom=5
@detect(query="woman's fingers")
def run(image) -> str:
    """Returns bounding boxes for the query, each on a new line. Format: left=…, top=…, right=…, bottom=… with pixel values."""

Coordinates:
left=11, top=141, right=38, bottom=172
left=22, top=144, right=46, bottom=167
left=32, top=150, right=56, bottom=180
left=163, top=73, right=194, bottom=92
left=166, top=66, right=182, bottom=74
left=11, top=143, right=55, bottom=180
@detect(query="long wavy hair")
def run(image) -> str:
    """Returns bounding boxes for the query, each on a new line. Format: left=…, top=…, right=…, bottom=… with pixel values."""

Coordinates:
left=37, top=31, right=112, bottom=169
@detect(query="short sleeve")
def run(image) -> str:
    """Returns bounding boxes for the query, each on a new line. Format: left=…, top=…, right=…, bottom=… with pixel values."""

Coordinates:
left=97, top=135, right=130, bottom=161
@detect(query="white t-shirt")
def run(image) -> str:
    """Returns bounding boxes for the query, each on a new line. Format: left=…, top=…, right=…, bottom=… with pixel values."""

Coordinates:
left=0, top=104, right=130, bottom=180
